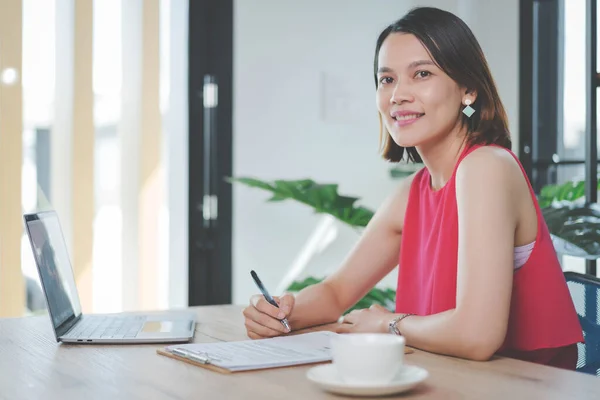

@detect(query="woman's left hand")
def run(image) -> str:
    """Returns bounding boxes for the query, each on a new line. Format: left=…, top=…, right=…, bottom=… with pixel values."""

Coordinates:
left=336, top=304, right=393, bottom=334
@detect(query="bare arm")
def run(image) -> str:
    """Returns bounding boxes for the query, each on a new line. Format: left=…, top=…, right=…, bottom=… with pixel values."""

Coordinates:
left=393, top=147, right=520, bottom=360
left=285, top=173, right=416, bottom=330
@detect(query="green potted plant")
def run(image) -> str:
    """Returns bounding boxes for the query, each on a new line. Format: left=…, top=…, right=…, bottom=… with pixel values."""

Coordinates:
left=229, top=175, right=600, bottom=313
left=227, top=177, right=393, bottom=313
left=538, top=179, right=600, bottom=258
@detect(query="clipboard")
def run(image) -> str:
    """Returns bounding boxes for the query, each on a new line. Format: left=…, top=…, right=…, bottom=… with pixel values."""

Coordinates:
left=156, top=332, right=413, bottom=374
left=156, top=331, right=336, bottom=374
left=157, top=346, right=245, bottom=374
left=156, top=346, right=331, bottom=374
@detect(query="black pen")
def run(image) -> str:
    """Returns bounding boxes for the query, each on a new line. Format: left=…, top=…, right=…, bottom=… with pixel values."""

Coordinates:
left=250, top=270, right=291, bottom=331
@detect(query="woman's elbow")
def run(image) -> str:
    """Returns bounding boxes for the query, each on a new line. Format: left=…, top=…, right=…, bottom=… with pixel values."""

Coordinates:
left=458, top=333, right=505, bottom=362
left=462, top=344, right=496, bottom=361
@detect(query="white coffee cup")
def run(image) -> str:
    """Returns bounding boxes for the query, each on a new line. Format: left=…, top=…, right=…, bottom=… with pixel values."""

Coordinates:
left=330, top=333, right=405, bottom=385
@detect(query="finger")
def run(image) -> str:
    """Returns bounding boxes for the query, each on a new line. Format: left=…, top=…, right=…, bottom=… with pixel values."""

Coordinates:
left=247, top=330, right=263, bottom=340
left=251, top=295, right=284, bottom=320
left=369, top=304, right=386, bottom=312
left=243, top=306, right=289, bottom=333
left=250, top=294, right=263, bottom=308
left=335, top=323, right=352, bottom=334
left=245, top=318, right=283, bottom=338
left=342, top=313, right=356, bottom=324
left=277, top=292, right=295, bottom=316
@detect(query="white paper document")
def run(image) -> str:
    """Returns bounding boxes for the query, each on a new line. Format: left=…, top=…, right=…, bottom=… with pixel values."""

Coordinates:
left=164, top=331, right=337, bottom=371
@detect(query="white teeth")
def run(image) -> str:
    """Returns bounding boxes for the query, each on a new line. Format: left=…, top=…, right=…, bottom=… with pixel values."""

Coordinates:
left=395, top=114, right=422, bottom=121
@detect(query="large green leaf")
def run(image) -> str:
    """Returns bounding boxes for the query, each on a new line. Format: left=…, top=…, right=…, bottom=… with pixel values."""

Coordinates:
left=538, top=179, right=600, bottom=257
left=538, top=179, right=593, bottom=208
left=542, top=201, right=600, bottom=258
left=228, top=177, right=375, bottom=228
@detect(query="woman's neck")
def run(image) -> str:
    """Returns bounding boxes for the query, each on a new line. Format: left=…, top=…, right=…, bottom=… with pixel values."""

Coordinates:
left=417, top=129, right=468, bottom=191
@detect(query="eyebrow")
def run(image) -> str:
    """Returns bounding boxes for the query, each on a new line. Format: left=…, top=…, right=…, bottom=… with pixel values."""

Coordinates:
left=377, top=60, right=435, bottom=74
left=408, top=59, right=435, bottom=69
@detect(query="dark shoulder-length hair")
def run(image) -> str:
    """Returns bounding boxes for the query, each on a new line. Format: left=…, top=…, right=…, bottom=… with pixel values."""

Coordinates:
left=375, top=7, right=511, bottom=163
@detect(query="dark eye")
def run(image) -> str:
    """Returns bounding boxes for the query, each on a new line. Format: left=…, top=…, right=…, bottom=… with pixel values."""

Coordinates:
left=379, top=76, right=394, bottom=85
left=415, top=70, right=431, bottom=79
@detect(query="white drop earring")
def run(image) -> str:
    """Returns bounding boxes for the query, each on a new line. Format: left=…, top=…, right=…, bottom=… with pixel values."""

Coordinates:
left=462, top=99, right=475, bottom=118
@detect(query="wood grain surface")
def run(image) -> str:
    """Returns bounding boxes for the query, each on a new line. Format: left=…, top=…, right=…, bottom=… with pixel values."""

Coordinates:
left=0, top=305, right=598, bottom=400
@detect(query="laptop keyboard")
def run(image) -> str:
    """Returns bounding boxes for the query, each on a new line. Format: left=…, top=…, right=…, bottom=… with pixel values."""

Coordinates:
left=65, top=315, right=146, bottom=340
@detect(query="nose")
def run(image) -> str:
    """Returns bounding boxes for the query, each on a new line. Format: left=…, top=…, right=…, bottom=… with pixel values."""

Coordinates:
left=389, top=81, right=413, bottom=105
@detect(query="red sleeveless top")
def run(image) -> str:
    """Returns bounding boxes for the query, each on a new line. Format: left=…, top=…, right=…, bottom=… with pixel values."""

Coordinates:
left=396, top=144, right=583, bottom=368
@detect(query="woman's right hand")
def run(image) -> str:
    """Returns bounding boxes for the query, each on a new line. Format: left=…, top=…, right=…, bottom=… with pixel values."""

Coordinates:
left=242, top=292, right=295, bottom=339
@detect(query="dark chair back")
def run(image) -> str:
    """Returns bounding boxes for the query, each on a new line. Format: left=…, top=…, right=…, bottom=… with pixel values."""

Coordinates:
left=564, top=271, right=600, bottom=376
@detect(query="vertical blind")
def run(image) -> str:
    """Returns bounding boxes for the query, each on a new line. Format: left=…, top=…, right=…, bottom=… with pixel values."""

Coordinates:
left=0, top=0, right=181, bottom=317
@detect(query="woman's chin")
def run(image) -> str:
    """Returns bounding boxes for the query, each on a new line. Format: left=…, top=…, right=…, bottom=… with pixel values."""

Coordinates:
left=389, top=134, right=422, bottom=148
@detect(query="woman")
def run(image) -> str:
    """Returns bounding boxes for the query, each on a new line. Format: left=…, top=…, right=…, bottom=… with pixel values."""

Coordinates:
left=242, top=7, right=583, bottom=369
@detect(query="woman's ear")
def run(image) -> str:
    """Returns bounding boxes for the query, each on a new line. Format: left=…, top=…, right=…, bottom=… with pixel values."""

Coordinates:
left=463, top=88, right=478, bottom=104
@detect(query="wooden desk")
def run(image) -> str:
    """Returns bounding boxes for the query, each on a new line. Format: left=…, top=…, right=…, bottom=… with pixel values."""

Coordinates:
left=0, top=305, right=598, bottom=400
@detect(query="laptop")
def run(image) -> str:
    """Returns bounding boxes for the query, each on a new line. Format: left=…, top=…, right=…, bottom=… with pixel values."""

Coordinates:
left=23, top=210, right=196, bottom=344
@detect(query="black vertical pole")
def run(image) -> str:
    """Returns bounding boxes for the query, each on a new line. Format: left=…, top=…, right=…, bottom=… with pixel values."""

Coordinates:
left=188, top=0, right=233, bottom=305
left=519, top=0, right=534, bottom=182
left=585, top=0, right=598, bottom=276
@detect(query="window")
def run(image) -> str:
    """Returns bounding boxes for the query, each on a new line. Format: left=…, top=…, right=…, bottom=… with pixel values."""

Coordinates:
left=520, top=0, right=598, bottom=276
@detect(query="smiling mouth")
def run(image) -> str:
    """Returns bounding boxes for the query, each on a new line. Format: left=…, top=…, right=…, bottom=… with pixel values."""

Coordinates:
left=393, top=113, right=424, bottom=121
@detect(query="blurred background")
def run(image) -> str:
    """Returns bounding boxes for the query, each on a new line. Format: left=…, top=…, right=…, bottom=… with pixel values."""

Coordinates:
left=0, top=0, right=597, bottom=318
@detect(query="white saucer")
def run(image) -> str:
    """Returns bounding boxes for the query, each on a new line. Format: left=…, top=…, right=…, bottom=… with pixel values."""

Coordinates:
left=306, top=364, right=429, bottom=397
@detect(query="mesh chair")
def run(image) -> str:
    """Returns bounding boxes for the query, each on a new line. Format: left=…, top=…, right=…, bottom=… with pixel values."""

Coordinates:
left=564, top=271, right=600, bottom=376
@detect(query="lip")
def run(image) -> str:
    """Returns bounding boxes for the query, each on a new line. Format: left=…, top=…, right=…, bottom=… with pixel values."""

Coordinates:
left=391, top=110, right=424, bottom=117
left=391, top=110, right=424, bottom=127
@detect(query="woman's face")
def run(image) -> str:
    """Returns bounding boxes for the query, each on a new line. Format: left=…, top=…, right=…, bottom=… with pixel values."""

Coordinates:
left=376, top=33, right=474, bottom=149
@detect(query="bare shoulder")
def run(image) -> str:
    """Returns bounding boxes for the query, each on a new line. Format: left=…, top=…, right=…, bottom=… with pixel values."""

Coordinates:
left=455, top=146, right=528, bottom=230
left=456, top=146, right=523, bottom=188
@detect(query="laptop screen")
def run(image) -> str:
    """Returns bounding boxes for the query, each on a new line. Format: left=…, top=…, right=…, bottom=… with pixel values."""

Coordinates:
left=25, top=212, right=82, bottom=332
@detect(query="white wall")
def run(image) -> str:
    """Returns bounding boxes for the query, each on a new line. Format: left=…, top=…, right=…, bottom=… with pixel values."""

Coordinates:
left=232, top=0, right=519, bottom=304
